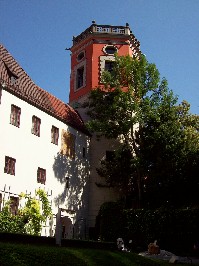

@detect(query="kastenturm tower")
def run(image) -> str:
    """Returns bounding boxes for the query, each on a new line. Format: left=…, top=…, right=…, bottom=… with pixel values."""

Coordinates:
left=69, top=21, right=140, bottom=237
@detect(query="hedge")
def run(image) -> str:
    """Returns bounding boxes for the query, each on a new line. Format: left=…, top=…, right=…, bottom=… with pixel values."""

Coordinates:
left=96, top=202, right=199, bottom=254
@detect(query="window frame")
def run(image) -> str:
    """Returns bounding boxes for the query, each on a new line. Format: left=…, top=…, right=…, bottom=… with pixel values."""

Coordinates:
left=32, top=115, right=41, bottom=137
left=37, top=167, right=46, bottom=185
left=74, top=60, right=86, bottom=91
left=103, top=45, right=118, bottom=55
left=99, top=55, right=115, bottom=82
left=9, top=196, right=19, bottom=215
left=4, top=156, right=16, bottom=175
left=10, top=104, right=21, bottom=127
left=51, top=125, right=59, bottom=145
left=77, top=51, right=85, bottom=62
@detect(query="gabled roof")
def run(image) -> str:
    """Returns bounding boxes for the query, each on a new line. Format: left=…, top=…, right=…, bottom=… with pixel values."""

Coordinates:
left=0, top=44, right=90, bottom=135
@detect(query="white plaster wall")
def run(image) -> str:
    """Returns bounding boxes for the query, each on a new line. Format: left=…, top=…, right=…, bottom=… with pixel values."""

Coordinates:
left=0, top=89, right=90, bottom=237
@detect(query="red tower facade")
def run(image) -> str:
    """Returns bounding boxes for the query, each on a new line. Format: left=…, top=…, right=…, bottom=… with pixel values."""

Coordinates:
left=69, top=21, right=140, bottom=107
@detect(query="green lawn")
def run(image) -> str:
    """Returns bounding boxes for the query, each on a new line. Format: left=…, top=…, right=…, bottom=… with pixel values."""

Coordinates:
left=0, top=242, right=194, bottom=266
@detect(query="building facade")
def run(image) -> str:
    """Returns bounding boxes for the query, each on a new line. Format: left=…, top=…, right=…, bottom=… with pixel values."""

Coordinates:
left=0, top=22, right=140, bottom=239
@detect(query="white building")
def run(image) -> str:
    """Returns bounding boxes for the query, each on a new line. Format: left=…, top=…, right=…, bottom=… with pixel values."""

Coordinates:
left=0, top=44, right=90, bottom=238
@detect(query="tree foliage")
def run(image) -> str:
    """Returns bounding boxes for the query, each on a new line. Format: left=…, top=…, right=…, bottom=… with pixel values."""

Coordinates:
left=85, top=54, right=199, bottom=208
left=0, top=189, right=52, bottom=235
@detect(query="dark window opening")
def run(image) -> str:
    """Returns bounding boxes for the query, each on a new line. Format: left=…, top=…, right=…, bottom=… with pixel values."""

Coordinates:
left=10, top=105, right=21, bottom=127
left=83, top=147, right=86, bottom=158
left=51, top=126, right=59, bottom=145
left=4, top=156, right=16, bottom=175
left=32, top=116, right=41, bottom=137
left=105, top=61, right=115, bottom=73
left=66, top=176, right=70, bottom=189
left=77, top=51, right=85, bottom=61
left=105, top=46, right=117, bottom=55
left=76, top=66, right=84, bottom=89
left=10, top=196, right=19, bottom=215
left=37, top=167, right=46, bottom=185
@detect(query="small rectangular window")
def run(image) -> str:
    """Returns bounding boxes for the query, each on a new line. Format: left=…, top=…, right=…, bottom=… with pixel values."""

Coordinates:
left=83, top=147, right=86, bottom=158
left=4, top=156, right=16, bottom=175
left=32, top=116, right=41, bottom=137
left=10, top=105, right=21, bottom=127
left=51, top=126, right=59, bottom=145
left=76, top=66, right=84, bottom=89
left=105, top=61, right=115, bottom=73
left=37, top=167, right=46, bottom=185
left=10, top=196, right=19, bottom=215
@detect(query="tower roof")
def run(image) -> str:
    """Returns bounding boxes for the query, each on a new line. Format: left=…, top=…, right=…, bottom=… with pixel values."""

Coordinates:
left=0, top=44, right=89, bottom=135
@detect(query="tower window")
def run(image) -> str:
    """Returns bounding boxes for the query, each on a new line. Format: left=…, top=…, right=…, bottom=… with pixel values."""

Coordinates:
left=77, top=66, right=84, bottom=89
left=100, top=55, right=115, bottom=82
left=104, top=45, right=117, bottom=55
left=77, top=51, right=85, bottom=61
left=105, top=61, right=115, bottom=73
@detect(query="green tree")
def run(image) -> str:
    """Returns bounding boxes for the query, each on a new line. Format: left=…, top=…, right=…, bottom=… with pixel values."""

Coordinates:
left=0, top=188, right=52, bottom=235
left=85, top=54, right=199, bottom=208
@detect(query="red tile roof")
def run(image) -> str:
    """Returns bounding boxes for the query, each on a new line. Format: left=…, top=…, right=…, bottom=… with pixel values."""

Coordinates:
left=0, top=44, right=89, bottom=135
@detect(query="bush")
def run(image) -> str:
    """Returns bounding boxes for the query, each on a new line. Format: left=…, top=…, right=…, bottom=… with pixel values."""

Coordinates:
left=96, top=203, right=199, bottom=254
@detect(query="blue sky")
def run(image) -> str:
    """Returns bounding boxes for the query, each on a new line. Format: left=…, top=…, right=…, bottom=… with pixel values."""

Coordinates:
left=1, top=0, right=199, bottom=114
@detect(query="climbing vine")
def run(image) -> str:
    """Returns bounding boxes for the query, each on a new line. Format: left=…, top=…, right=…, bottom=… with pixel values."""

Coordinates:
left=0, top=189, right=52, bottom=236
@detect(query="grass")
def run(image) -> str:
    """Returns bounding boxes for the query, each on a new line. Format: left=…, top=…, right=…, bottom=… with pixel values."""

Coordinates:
left=0, top=242, right=196, bottom=266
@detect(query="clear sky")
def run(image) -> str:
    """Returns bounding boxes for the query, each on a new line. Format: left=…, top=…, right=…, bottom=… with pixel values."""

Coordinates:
left=1, top=0, right=199, bottom=114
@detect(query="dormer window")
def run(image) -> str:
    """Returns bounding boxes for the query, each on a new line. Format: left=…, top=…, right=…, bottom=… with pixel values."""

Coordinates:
left=11, top=76, right=18, bottom=85
left=77, top=51, right=85, bottom=61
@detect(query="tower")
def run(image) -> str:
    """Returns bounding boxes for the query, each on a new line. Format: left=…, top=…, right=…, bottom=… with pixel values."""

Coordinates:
left=69, top=21, right=140, bottom=109
left=69, top=22, right=140, bottom=237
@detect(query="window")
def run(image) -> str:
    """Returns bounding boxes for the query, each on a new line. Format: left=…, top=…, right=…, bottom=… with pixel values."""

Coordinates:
left=104, top=45, right=117, bottom=55
left=32, top=116, right=41, bottom=137
left=66, top=176, right=70, bottom=189
left=10, top=196, right=19, bottom=215
left=10, top=105, right=21, bottom=127
left=51, top=126, right=59, bottom=145
left=76, top=66, right=84, bottom=89
left=83, top=147, right=86, bottom=158
left=99, top=55, right=115, bottom=82
left=37, top=167, right=46, bottom=185
left=77, top=51, right=85, bottom=61
left=4, top=156, right=16, bottom=175
left=74, top=60, right=86, bottom=91
left=60, top=130, right=76, bottom=159
left=105, top=61, right=115, bottom=73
